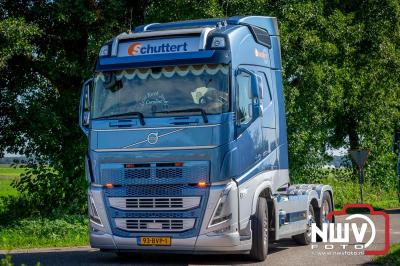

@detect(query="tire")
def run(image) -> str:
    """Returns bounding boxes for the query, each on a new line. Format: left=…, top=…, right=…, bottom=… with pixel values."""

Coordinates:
left=292, top=204, right=315, bottom=245
left=249, top=197, right=268, bottom=261
left=316, top=191, right=333, bottom=242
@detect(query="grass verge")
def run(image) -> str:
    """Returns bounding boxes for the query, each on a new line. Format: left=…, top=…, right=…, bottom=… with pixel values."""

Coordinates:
left=315, top=176, right=398, bottom=210
left=373, top=243, right=400, bottom=265
left=0, top=215, right=88, bottom=250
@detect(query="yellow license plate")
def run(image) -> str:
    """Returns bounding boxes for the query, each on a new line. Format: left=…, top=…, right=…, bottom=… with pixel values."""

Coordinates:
left=139, top=237, right=171, bottom=246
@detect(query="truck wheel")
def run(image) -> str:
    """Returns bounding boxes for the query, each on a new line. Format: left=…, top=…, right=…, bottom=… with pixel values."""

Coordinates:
left=316, top=191, right=333, bottom=242
left=292, top=204, right=315, bottom=245
left=249, top=197, right=268, bottom=261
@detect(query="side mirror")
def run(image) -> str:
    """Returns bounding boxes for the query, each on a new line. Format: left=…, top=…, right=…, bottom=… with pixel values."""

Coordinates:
left=79, top=78, right=94, bottom=135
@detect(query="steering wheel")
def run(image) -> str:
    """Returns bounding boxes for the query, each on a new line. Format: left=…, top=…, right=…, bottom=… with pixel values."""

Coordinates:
left=199, top=90, right=228, bottom=106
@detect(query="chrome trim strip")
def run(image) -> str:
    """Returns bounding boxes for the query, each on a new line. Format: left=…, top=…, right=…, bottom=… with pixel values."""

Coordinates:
left=115, top=218, right=196, bottom=232
left=94, top=145, right=217, bottom=152
left=120, top=28, right=208, bottom=40
left=143, top=23, right=160, bottom=32
left=109, top=197, right=201, bottom=211
left=198, top=27, right=214, bottom=50
left=92, top=123, right=221, bottom=132
left=122, top=128, right=184, bottom=149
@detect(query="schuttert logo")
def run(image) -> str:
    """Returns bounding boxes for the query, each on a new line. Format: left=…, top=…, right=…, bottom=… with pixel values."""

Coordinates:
left=311, top=204, right=390, bottom=256
left=127, top=41, right=189, bottom=56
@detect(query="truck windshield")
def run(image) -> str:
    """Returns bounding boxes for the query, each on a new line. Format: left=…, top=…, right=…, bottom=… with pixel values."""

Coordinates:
left=92, top=64, right=229, bottom=119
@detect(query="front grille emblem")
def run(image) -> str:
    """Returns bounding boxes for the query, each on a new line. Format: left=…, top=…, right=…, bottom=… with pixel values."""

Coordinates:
left=147, top=132, right=159, bottom=144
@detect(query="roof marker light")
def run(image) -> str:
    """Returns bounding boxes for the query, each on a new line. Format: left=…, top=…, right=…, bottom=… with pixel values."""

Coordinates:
left=211, top=37, right=226, bottom=48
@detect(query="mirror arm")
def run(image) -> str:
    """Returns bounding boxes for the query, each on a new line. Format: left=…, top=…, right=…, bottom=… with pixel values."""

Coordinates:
left=79, top=77, right=94, bottom=136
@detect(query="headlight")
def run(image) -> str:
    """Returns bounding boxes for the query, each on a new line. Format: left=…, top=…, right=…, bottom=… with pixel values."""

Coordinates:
left=89, top=195, right=103, bottom=227
left=208, top=183, right=234, bottom=227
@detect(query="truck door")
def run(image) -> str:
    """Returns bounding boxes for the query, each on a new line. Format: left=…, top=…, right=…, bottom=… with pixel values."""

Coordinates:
left=234, top=68, right=264, bottom=229
left=235, top=68, right=264, bottom=168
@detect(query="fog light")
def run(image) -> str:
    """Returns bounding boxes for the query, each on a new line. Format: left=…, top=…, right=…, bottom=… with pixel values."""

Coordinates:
left=211, top=225, right=231, bottom=235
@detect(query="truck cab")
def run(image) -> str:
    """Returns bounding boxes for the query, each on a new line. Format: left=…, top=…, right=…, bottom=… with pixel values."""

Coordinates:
left=80, top=16, right=334, bottom=261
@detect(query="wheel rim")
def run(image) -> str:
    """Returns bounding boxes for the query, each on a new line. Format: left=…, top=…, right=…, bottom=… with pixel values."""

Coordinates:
left=322, top=200, right=331, bottom=224
left=306, top=206, right=315, bottom=238
left=263, top=208, right=268, bottom=247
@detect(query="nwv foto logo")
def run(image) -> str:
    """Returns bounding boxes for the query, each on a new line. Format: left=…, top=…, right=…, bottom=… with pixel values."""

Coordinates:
left=311, top=204, right=390, bottom=255
left=312, top=214, right=375, bottom=247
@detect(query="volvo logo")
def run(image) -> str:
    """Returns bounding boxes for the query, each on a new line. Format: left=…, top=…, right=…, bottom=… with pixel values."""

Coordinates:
left=121, top=128, right=184, bottom=149
left=147, top=132, right=159, bottom=144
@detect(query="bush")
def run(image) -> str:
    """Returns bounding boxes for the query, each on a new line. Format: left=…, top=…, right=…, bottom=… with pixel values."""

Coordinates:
left=374, top=243, right=400, bottom=265
left=291, top=167, right=398, bottom=209
left=0, top=215, right=88, bottom=249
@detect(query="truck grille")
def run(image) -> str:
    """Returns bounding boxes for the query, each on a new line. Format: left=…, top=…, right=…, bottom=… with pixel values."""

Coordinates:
left=100, top=160, right=209, bottom=238
left=109, top=197, right=200, bottom=210
left=100, top=161, right=208, bottom=185
left=115, top=218, right=195, bottom=232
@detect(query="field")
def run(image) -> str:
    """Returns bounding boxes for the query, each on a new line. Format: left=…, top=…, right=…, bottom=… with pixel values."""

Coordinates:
left=0, top=165, right=25, bottom=197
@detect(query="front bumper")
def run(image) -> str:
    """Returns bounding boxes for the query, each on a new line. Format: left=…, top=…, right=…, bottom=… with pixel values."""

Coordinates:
left=90, top=230, right=251, bottom=253
left=89, top=180, right=251, bottom=253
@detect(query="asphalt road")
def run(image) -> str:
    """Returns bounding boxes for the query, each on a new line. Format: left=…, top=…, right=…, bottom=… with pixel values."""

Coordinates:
left=1, top=209, right=399, bottom=266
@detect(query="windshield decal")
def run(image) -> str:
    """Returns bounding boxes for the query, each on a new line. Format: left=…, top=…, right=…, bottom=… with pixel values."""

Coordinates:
left=141, top=91, right=169, bottom=107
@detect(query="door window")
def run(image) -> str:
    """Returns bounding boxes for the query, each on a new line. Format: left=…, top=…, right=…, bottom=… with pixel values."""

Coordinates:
left=237, top=73, right=253, bottom=124
left=258, top=72, right=272, bottom=106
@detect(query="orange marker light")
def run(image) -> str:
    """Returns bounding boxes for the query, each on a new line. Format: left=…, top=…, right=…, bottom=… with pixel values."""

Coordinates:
left=197, top=180, right=207, bottom=188
left=104, top=183, right=113, bottom=189
left=174, top=162, right=184, bottom=167
left=125, top=164, right=136, bottom=168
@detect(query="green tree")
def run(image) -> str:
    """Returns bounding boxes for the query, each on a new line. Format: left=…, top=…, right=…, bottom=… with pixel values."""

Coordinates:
left=0, top=0, right=148, bottom=214
left=273, top=1, right=400, bottom=187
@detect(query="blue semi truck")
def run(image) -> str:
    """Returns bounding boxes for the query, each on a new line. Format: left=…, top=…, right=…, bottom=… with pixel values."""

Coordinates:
left=79, top=16, right=334, bottom=261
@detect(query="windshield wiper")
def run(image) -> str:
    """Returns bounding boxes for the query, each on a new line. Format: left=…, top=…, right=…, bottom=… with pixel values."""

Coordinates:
left=95, top=112, right=145, bottom=125
left=154, top=108, right=208, bottom=123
